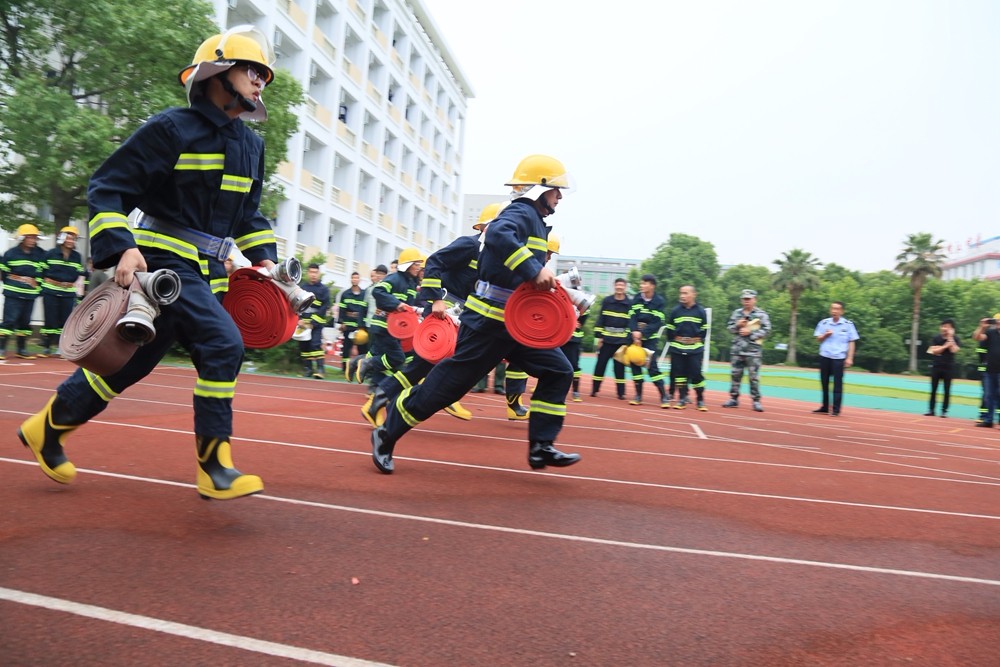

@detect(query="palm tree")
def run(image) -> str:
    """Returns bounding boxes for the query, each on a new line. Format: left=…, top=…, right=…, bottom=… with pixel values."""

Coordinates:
left=895, top=232, right=946, bottom=372
left=772, top=249, right=822, bottom=365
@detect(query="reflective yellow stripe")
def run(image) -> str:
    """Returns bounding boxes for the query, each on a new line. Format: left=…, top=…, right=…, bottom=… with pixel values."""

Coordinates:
left=505, top=370, right=528, bottom=380
left=421, top=278, right=442, bottom=289
left=84, top=369, right=118, bottom=402
left=211, top=277, right=229, bottom=294
left=392, top=370, right=412, bottom=390
left=194, top=378, right=236, bottom=399
left=175, top=153, right=225, bottom=170
left=469, top=259, right=478, bottom=270
left=503, top=246, right=532, bottom=271
left=89, top=211, right=130, bottom=237
left=526, top=236, right=547, bottom=252
left=395, top=386, right=421, bottom=427
left=235, top=229, right=275, bottom=251
left=220, top=174, right=253, bottom=193
left=133, top=230, right=209, bottom=275
left=465, top=295, right=505, bottom=322
left=530, top=400, right=566, bottom=417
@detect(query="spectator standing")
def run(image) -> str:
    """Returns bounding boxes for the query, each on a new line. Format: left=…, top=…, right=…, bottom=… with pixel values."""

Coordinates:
left=297, top=263, right=331, bottom=379
left=812, top=301, right=860, bottom=416
left=336, top=271, right=367, bottom=371
left=39, top=226, right=87, bottom=357
left=0, top=224, right=45, bottom=360
left=664, top=284, right=710, bottom=410
left=590, top=277, right=631, bottom=399
left=722, top=289, right=771, bottom=412
left=925, top=318, right=960, bottom=417
left=972, top=314, right=1000, bottom=428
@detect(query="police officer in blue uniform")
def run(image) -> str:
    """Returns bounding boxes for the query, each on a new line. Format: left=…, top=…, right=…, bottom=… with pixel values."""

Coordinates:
left=813, top=300, right=860, bottom=416
left=17, top=27, right=279, bottom=500
left=38, top=226, right=87, bottom=358
left=370, top=155, right=581, bottom=473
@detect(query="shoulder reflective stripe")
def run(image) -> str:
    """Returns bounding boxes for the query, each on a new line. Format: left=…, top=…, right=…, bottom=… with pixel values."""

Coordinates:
left=89, top=212, right=130, bottom=236
left=465, top=295, right=505, bottom=322
left=175, top=153, right=225, bottom=170
left=526, top=236, right=547, bottom=252
left=194, top=378, right=237, bottom=399
left=220, top=174, right=253, bottom=193
left=84, top=369, right=119, bottom=402
left=504, top=246, right=532, bottom=271
left=234, top=229, right=276, bottom=251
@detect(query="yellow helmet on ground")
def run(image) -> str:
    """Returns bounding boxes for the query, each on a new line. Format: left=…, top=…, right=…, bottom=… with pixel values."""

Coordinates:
left=397, top=247, right=425, bottom=271
left=177, top=25, right=275, bottom=121
left=16, top=224, right=40, bottom=241
left=57, top=226, right=79, bottom=245
left=626, top=344, right=649, bottom=366
left=547, top=233, right=560, bottom=254
left=474, top=201, right=508, bottom=231
left=352, top=330, right=369, bottom=345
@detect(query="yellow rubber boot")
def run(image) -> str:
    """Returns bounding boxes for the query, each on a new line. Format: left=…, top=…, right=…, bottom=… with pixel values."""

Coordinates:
left=196, top=437, right=263, bottom=500
left=17, top=395, right=78, bottom=484
left=443, top=401, right=472, bottom=421
left=506, top=394, right=529, bottom=421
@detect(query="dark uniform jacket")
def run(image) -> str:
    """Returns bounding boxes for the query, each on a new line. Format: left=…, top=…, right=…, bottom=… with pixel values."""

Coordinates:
left=371, top=271, right=420, bottom=330
left=595, top=294, right=632, bottom=344
left=86, top=96, right=277, bottom=287
left=0, top=245, right=45, bottom=300
left=41, top=247, right=86, bottom=298
left=666, top=302, right=709, bottom=354
left=299, top=280, right=331, bottom=328
left=628, top=292, right=667, bottom=345
left=337, top=287, right=367, bottom=330
left=420, top=234, right=479, bottom=304
left=463, top=199, right=549, bottom=335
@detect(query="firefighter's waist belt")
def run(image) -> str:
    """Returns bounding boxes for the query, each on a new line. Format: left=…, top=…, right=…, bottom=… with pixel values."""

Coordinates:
left=474, top=280, right=513, bottom=304
left=138, top=215, right=235, bottom=262
left=604, top=327, right=627, bottom=334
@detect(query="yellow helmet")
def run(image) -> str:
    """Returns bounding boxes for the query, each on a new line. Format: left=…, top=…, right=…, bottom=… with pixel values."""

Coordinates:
left=16, top=224, right=40, bottom=241
left=397, top=247, right=425, bottom=271
left=57, top=225, right=79, bottom=245
left=506, top=155, right=571, bottom=189
left=474, top=201, right=508, bottom=231
left=352, top=330, right=369, bottom=346
left=177, top=25, right=274, bottom=121
left=547, top=233, right=560, bottom=254
left=626, top=344, right=649, bottom=366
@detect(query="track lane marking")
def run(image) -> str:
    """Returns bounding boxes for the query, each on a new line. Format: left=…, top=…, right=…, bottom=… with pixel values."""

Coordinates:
left=0, top=587, right=393, bottom=667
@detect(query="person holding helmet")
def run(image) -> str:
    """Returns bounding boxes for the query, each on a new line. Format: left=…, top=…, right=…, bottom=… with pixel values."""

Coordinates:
left=626, top=274, right=670, bottom=407
left=297, top=263, right=331, bottom=379
left=369, top=154, right=582, bottom=474
left=17, top=26, right=280, bottom=500
left=591, top=277, right=632, bottom=400
left=0, top=224, right=46, bottom=360
left=38, top=226, right=87, bottom=358
left=356, top=247, right=425, bottom=388
left=360, top=205, right=511, bottom=427
left=336, top=271, right=367, bottom=371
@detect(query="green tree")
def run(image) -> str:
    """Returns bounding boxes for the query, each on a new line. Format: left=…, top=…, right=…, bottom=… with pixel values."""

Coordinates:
left=772, top=248, right=822, bottom=365
left=0, top=1, right=302, bottom=233
left=638, top=233, right=720, bottom=300
left=895, top=232, right=946, bottom=373
left=855, top=328, right=906, bottom=373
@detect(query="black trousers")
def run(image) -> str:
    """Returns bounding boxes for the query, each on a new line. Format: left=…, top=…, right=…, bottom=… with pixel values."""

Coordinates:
left=928, top=367, right=953, bottom=413
left=591, top=338, right=627, bottom=396
left=818, top=356, right=846, bottom=411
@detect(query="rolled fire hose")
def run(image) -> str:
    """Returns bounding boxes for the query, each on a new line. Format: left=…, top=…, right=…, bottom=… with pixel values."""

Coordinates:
left=61, top=270, right=181, bottom=376
left=222, top=267, right=301, bottom=349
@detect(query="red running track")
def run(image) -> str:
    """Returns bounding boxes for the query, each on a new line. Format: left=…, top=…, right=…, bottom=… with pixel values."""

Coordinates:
left=1, top=358, right=998, bottom=666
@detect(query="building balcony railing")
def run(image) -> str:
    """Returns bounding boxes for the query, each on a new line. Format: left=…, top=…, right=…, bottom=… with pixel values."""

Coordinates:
left=277, top=0, right=308, bottom=29
left=403, top=121, right=415, bottom=139
left=413, top=231, right=424, bottom=247
left=396, top=223, right=410, bottom=239
left=366, top=81, right=383, bottom=105
left=378, top=212, right=392, bottom=231
left=347, top=0, right=365, bottom=22
left=305, top=96, right=332, bottom=127
left=372, top=25, right=389, bottom=51
left=313, top=27, right=336, bottom=61
left=391, top=49, right=403, bottom=70
left=276, top=160, right=295, bottom=182
left=382, top=156, right=397, bottom=175
left=299, top=168, right=325, bottom=197
left=331, top=255, right=347, bottom=273
left=362, top=141, right=378, bottom=163
left=401, top=172, right=413, bottom=189
left=420, top=137, right=430, bottom=153
left=342, top=58, right=362, bottom=85
left=388, top=105, right=402, bottom=125
left=336, top=121, right=356, bottom=147
left=357, top=202, right=374, bottom=221
left=330, top=186, right=352, bottom=210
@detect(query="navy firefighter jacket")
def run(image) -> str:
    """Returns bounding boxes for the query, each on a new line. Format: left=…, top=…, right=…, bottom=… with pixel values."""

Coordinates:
left=86, top=96, right=277, bottom=290
left=462, top=199, right=550, bottom=335
left=419, top=234, right=480, bottom=304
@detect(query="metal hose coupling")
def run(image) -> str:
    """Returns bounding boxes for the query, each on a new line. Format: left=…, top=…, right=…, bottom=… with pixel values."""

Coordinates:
left=115, top=270, right=182, bottom=345
left=256, top=258, right=313, bottom=315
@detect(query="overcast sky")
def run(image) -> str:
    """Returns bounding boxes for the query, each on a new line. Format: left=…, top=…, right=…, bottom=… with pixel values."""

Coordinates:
left=420, top=0, right=999, bottom=272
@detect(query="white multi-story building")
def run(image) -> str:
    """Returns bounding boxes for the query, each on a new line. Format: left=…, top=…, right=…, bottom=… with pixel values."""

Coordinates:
left=941, top=234, right=1000, bottom=282
left=215, top=0, right=473, bottom=284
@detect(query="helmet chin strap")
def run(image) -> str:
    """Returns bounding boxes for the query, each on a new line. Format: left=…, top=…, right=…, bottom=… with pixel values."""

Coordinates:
left=220, top=71, right=256, bottom=113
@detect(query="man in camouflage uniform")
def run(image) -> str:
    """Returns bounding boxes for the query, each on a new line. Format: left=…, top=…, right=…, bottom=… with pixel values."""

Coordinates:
left=722, top=289, right=771, bottom=412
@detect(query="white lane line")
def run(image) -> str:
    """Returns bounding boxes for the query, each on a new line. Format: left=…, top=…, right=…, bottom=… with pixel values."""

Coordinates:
left=0, top=587, right=393, bottom=667
left=4, top=456, right=1000, bottom=524
left=691, top=423, right=707, bottom=439
left=877, top=453, right=940, bottom=460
